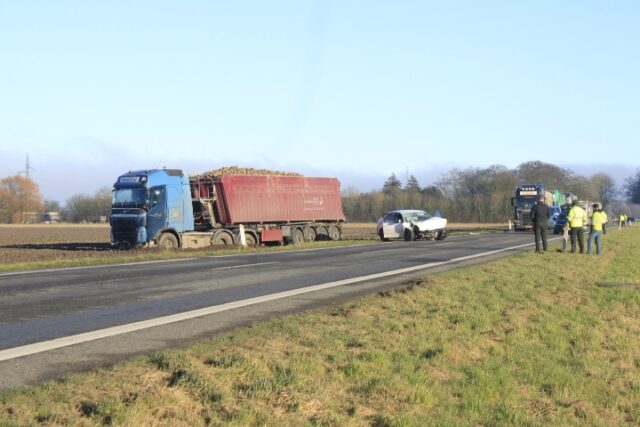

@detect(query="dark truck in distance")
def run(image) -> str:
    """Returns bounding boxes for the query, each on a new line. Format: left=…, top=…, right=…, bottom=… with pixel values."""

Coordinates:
left=110, top=169, right=346, bottom=249
left=511, top=184, right=549, bottom=231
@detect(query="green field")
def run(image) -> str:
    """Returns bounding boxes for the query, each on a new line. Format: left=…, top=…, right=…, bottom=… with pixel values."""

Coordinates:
left=1, top=228, right=639, bottom=426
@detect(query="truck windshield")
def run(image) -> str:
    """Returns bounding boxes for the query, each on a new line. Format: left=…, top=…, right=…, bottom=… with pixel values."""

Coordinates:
left=112, top=188, right=147, bottom=207
left=515, top=197, right=538, bottom=209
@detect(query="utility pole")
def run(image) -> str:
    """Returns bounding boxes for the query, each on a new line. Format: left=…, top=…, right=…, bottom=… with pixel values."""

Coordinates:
left=26, top=154, right=31, bottom=180
left=19, top=153, right=35, bottom=179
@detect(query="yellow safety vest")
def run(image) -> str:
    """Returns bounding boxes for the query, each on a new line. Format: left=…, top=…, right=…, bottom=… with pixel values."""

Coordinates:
left=568, top=206, right=587, bottom=228
left=591, top=211, right=607, bottom=231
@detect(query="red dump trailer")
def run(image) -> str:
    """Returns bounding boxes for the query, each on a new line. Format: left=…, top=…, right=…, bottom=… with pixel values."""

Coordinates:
left=189, top=174, right=346, bottom=246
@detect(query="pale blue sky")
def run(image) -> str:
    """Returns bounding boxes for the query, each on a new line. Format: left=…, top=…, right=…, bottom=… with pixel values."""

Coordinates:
left=1, top=1, right=638, bottom=202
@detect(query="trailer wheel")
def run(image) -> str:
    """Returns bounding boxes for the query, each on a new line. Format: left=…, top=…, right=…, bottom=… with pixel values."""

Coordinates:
left=213, top=230, right=235, bottom=246
left=328, top=225, right=341, bottom=241
left=315, top=225, right=329, bottom=241
left=304, top=226, right=317, bottom=242
left=158, top=232, right=179, bottom=250
left=292, top=227, right=305, bottom=245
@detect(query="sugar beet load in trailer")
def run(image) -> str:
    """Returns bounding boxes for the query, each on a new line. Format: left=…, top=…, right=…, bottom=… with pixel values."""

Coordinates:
left=110, top=169, right=346, bottom=249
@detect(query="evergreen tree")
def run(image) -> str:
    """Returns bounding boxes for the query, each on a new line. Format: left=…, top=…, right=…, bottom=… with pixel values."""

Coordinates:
left=405, top=175, right=420, bottom=191
left=624, top=168, right=640, bottom=203
left=382, top=173, right=402, bottom=193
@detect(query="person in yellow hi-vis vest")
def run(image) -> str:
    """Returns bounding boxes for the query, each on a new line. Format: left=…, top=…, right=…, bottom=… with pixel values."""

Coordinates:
left=567, top=200, right=587, bottom=253
left=587, top=203, right=608, bottom=255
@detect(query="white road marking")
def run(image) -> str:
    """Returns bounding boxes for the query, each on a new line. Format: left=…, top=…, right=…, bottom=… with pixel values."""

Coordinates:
left=0, top=257, right=197, bottom=277
left=209, top=262, right=277, bottom=271
left=0, top=240, right=534, bottom=362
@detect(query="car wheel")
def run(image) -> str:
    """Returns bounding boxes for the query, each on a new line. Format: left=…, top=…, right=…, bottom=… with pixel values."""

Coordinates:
left=378, top=229, right=388, bottom=241
left=404, top=228, right=414, bottom=241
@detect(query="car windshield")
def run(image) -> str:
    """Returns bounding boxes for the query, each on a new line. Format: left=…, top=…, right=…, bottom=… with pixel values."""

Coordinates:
left=403, top=211, right=432, bottom=222
left=112, top=188, right=147, bottom=207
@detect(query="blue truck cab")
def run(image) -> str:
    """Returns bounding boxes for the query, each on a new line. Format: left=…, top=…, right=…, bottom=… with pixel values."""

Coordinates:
left=110, top=169, right=194, bottom=248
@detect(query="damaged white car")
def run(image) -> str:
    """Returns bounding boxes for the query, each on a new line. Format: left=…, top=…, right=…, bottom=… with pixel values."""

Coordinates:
left=376, top=209, right=447, bottom=241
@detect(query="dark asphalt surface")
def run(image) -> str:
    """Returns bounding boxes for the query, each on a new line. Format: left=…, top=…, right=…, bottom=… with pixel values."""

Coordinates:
left=0, top=231, right=542, bottom=390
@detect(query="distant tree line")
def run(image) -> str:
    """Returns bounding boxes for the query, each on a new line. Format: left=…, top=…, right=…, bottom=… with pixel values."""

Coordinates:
left=1, top=161, right=639, bottom=224
left=341, top=161, right=621, bottom=223
left=61, top=187, right=112, bottom=223
left=0, top=175, right=112, bottom=224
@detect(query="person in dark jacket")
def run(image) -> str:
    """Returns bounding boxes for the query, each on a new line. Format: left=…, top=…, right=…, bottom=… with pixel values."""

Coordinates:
left=530, top=195, right=550, bottom=252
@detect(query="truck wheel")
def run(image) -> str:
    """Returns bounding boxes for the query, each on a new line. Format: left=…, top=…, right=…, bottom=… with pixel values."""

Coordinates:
left=315, top=225, right=329, bottom=241
left=213, top=230, right=235, bottom=246
left=158, top=233, right=179, bottom=250
left=292, top=227, right=305, bottom=245
left=304, top=226, right=317, bottom=242
left=404, top=228, right=415, bottom=242
left=328, top=225, right=341, bottom=241
left=244, top=232, right=258, bottom=247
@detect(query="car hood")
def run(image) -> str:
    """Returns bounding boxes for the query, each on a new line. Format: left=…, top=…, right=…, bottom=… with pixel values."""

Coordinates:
left=411, top=217, right=447, bottom=231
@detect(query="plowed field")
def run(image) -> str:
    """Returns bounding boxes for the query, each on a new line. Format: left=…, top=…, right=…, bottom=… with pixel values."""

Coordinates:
left=0, top=224, right=376, bottom=265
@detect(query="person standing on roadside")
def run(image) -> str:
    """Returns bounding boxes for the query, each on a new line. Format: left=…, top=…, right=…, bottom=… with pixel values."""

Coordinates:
left=567, top=200, right=588, bottom=253
left=587, top=203, right=607, bottom=255
left=530, top=195, right=550, bottom=253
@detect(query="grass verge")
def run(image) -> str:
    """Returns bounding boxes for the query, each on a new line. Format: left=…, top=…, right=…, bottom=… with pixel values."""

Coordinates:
left=0, top=240, right=371, bottom=274
left=1, top=228, right=639, bottom=425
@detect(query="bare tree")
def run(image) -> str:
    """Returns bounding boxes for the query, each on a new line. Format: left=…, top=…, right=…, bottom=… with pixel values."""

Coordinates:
left=62, top=187, right=112, bottom=223
left=516, top=160, right=573, bottom=190
left=0, top=175, right=43, bottom=223
left=590, top=173, right=617, bottom=206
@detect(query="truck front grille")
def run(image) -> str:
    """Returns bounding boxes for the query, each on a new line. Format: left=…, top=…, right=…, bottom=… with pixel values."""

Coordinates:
left=111, top=218, right=138, bottom=242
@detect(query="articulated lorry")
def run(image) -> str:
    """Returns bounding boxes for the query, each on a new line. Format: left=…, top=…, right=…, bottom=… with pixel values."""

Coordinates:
left=110, top=169, right=346, bottom=249
left=511, top=184, right=552, bottom=230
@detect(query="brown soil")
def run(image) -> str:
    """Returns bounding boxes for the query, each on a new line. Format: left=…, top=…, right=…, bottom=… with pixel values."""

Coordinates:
left=0, top=224, right=114, bottom=264
left=0, top=224, right=372, bottom=265
left=0, top=223, right=505, bottom=266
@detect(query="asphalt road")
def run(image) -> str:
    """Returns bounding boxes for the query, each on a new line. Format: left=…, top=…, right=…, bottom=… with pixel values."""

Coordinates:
left=0, top=231, right=547, bottom=390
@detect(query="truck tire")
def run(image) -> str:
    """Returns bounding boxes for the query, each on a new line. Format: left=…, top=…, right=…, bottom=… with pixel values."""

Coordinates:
left=304, top=226, right=317, bottom=242
left=292, top=227, right=305, bottom=245
left=213, top=230, right=235, bottom=246
left=404, top=228, right=415, bottom=242
left=158, top=232, right=179, bottom=250
left=315, top=225, right=329, bottom=241
left=328, top=225, right=341, bottom=241
left=243, top=231, right=258, bottom=247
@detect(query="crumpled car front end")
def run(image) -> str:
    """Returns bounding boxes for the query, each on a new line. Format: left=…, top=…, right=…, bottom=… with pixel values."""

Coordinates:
left=411, top=217, right=448, bottom=240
